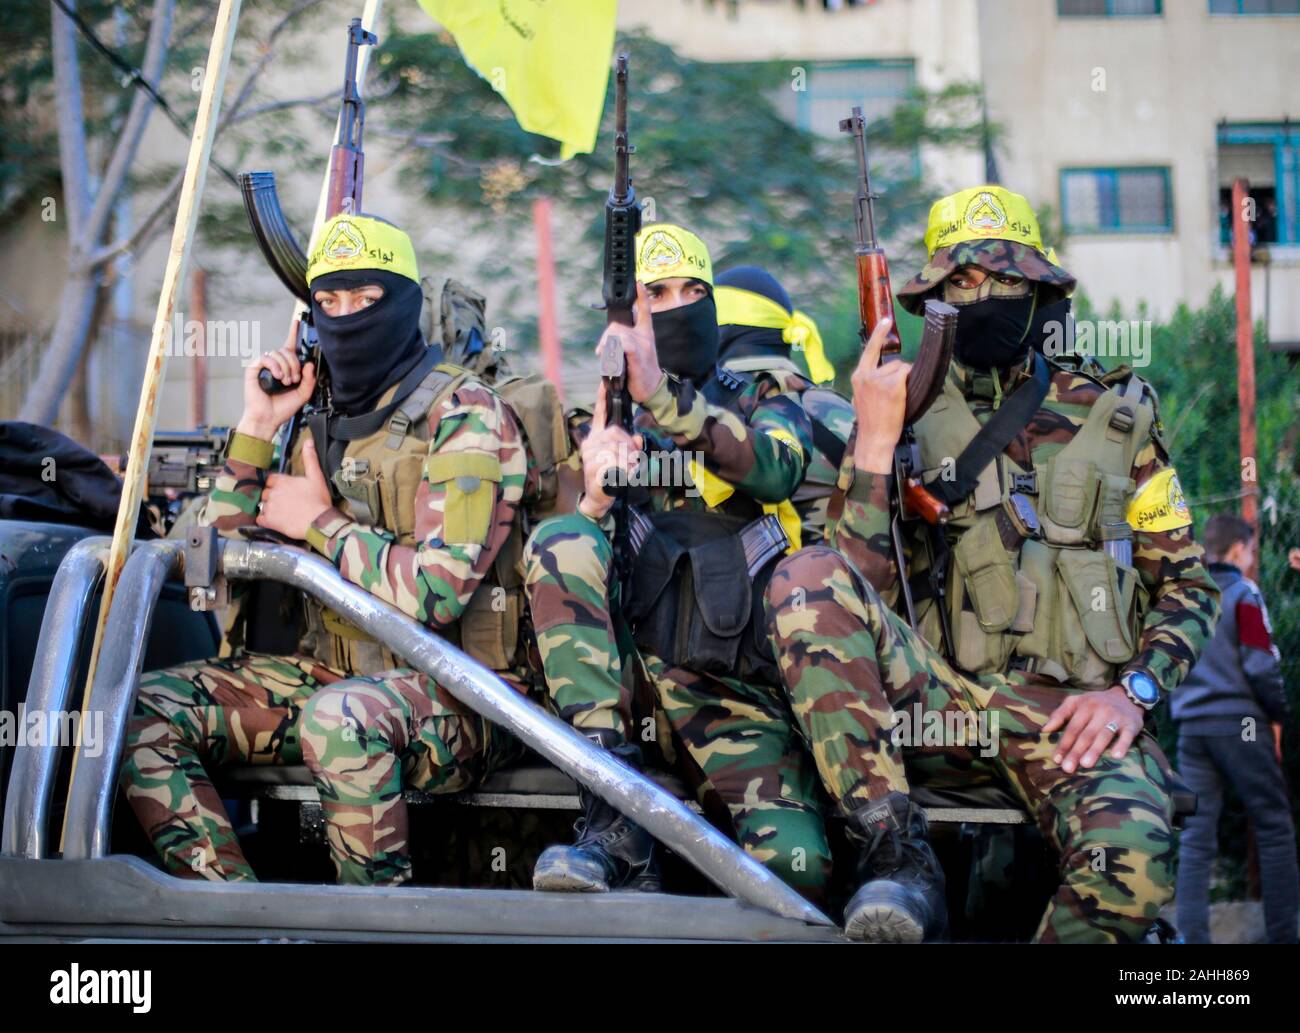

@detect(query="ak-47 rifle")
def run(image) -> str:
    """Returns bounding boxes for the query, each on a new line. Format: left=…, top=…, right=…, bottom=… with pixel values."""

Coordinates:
left=242, top=17, right=377, bottom=471
left=839, top=105, right=957, bottom=647
left=599, top=53, right=640, bottom=602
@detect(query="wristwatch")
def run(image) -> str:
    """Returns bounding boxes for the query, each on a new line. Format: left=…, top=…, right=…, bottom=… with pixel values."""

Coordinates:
left=1120, top=670, right=1161, bottom=711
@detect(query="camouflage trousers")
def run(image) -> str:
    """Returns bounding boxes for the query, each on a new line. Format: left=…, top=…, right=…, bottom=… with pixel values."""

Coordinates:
left=765, top=545, right=1177, bottom=944
left=120, top=652, right=512, bottom=885
left=524, top=513, right=832, bottom=901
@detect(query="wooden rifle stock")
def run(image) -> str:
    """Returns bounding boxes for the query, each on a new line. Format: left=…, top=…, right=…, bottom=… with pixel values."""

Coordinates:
left=902, top=476, right=950, bottom=526
left=840, top=105, right=956, bottom=542
left=856, top=249, right=901, bottom=355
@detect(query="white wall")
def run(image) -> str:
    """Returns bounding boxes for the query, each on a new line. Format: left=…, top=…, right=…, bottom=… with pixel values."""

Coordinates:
left=979, top=0, right=1300, bottom=340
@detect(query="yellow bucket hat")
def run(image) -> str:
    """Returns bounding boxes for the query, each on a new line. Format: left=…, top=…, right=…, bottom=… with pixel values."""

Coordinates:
left=635, top=223, right=713, bottom=287
left=896, top=185, right=1075, bottom=314
left=306, top=213, right=420, bottom=287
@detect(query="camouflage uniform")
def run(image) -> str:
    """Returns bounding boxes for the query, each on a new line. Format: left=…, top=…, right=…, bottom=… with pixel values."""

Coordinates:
left=524, top=370, right=833, bottom=899
left=765, top=357, right=1221, bottom=941
left=121, top=374, right=530, bottom=885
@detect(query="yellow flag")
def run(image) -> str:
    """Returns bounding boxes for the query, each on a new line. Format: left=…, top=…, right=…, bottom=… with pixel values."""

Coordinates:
left=418, top=0, right=618, bottom=159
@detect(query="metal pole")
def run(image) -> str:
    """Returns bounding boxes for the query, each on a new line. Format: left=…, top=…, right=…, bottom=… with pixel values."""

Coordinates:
left=1231, top=177, right=1258, bottom=579
left=1, top=537, right=109, bottom=859
left=62, top=539, right=832, bottom=927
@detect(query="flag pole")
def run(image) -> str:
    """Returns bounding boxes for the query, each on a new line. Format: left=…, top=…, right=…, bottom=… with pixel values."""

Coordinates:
left=60, top=0, right=244, bottom=847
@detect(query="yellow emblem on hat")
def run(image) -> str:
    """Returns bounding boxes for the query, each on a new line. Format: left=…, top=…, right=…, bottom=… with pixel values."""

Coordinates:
left=965, top=191, right=1008, bottom=234
left=642, top=230, right=684, bottom=272
left=924, top=185, right=1045, bottom=258
left=634, top=223, right=713, bottom=287
left=321, top=219, right=366, bottom=263
left=305, top=213, right=420, bottom=286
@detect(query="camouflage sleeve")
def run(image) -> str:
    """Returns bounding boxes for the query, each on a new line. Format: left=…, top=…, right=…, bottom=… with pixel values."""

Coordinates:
left=637, top=373, right=809, bottom=503
left=305, top=383, right=527, bottom=630
left=194, top=431, right=273, bottom=534
left=827, top=425, right=900, bottom=600
left=1124, top=438, right=1221, bottom=694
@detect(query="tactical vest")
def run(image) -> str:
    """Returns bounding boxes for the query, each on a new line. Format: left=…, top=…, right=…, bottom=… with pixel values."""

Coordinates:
left=910, top=367, right=1154, bottom=687
left=293, top=362, right=569, bottom=677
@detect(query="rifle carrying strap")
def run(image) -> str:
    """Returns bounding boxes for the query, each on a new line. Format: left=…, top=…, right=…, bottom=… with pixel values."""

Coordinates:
left=930, top=352, right=1051, bottom=507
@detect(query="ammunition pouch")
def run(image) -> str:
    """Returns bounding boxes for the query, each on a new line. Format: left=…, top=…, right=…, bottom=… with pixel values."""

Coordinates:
left=914, top=367, right=1156, bottom=688
left=624, top=510, right=786, bottom=683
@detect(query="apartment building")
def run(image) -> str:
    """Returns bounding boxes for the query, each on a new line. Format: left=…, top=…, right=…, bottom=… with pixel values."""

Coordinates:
left=3, top=0, right=1295, bottom=440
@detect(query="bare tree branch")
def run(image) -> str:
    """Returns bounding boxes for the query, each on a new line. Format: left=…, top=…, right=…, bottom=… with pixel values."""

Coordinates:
left=366, top=124, right=476, bottom=170
left=223, top=90, right=338, bottom=126
left=88, top=166, right=185, bottom=268
left=50, top=0, right=92, bottom=242
left=81, top=0, right=175, bottom=259
left=222, top=0, right=327, bottom=122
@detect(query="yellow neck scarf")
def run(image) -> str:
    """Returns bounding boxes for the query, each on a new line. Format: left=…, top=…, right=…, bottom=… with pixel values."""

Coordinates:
left=714, top=285, right=835, bottom=385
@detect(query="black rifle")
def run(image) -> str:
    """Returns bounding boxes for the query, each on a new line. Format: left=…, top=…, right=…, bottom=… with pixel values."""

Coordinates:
left=599, top=52, right=640, bottom=605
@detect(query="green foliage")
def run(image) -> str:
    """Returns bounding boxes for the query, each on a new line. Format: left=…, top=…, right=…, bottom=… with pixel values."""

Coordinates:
left=1137, top=293, right=1300, bottom=872
left=370, top=24, right=992, bottom=349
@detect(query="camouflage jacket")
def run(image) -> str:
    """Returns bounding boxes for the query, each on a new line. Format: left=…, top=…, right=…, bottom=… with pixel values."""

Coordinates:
left=748, top=364, right=854, bottom=545
left=629, top=368, right=813, bottom=518
left=202, top=378, right=528, bottom=633
left=828, top=358, right=1220, bottom=693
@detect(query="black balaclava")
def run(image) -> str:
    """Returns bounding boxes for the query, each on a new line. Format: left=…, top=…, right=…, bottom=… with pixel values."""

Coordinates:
left=952, top=289, right=1039, bottom=372
left=1026, top=296, right=1073, bottom=360
left=715, top=265, right=791, bottom=367
left=651, top=290, right=719, bottom=386
left=310, top=268, right=428, bottom=415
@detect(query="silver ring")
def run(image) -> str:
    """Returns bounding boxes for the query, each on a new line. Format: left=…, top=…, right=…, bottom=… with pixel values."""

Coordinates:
left=1105, top=721, right=1120, bottom=734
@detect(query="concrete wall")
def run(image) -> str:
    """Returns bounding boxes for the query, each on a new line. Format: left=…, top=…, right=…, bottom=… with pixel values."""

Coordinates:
left=979, top=0, right=1300, bottom=343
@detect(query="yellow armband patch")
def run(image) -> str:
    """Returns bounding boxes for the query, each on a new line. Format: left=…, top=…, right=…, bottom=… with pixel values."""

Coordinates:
left=1126, top=467, right=1192, bottom=533
left=425, top=451, right=502, bottom=545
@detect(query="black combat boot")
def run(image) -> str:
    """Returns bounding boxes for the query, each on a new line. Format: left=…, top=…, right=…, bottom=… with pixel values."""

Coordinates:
left=842, top=791, right=947, bottom=943
left=532, top=729, right=661, bottom=893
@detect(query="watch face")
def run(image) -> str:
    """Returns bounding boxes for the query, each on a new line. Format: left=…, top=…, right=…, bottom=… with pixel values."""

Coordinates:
left=1128, top=673, right=1160, bottom=705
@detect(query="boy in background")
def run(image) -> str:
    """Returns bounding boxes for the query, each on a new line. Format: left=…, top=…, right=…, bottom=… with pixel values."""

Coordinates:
left=1173, top=513, right=1297, bottom=943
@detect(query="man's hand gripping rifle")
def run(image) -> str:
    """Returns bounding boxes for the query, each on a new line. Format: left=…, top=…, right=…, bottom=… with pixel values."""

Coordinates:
left=839, top=106, right=957, bottom=645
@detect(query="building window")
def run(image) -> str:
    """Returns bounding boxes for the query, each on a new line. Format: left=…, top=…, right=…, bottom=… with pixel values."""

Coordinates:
left=1209, top=0, right=1300, bottom=14
left=768, top=59, right=918, bottom=178
left=1060, top=167, right=1173, bottom=234
left=770, top=59, right=915, bottom=139
left=1058, top=0, right=1162, bottom=15
left=1217, top=124, right=1300, bottom=245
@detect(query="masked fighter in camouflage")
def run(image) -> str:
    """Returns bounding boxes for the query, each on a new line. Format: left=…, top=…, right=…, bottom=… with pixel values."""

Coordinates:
left=714, top=265, right=854, bottom=544
left=120, top=214, right=533, bottom=885
left=765, top=186, right=1220, bottom=942
left=524, top=224, right=832, bottom=900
